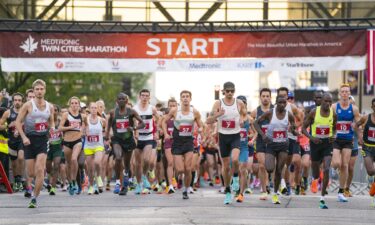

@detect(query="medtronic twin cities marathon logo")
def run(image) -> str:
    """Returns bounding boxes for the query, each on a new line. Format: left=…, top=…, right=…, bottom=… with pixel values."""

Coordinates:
left=19, top=35, right=127, bottom=54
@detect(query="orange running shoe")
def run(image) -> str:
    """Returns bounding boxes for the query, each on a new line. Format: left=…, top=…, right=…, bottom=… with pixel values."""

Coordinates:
left=215, top=176, right=221, bottom=185
left=311, top=179, right=318, bottom=194
left=236, top=193, right=244, bottom=203
left=369, top=182, right=375, bottom=197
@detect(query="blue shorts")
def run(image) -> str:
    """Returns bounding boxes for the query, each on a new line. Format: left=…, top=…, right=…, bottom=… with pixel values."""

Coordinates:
left=239, top=145, right=249, bottom=163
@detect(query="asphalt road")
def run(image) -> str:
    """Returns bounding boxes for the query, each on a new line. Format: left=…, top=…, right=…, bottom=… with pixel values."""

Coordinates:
left=1, top=186, right=375, bottom=225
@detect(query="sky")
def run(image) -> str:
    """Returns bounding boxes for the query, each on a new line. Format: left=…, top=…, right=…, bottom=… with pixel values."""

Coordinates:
left=154, top=71, right=260, bottom=116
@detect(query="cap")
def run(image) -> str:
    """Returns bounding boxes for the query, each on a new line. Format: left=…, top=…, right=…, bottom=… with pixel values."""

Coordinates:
left=288, top=91, right=294, bottom=98
left=80, top=102, right=86, bottom=108
left=236, top=95, right=247, bottom=105
left=223, top=81, right=235, bottom=90
left=349, top=95, right=355, bottom=102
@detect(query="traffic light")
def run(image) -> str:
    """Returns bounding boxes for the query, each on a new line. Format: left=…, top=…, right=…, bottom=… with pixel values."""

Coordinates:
left=122, top=77, right=132, bottom=98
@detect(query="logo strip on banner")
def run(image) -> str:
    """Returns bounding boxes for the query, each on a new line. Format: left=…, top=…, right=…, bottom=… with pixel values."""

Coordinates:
left=368, top=30, right=375, bottom=85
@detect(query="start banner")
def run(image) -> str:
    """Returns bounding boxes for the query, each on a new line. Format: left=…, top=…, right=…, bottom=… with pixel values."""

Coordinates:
left=0, top=30, right=367, bottom=72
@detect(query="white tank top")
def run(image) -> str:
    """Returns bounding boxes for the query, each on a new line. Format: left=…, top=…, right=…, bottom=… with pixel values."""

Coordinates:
left=85, top=117, right=104, bottom=149
left=217, top=98, right=240, bottom=135
left=285, top=103, right=297, bottom=140
left=133, top=104, right=154, bottom=141
left=25, top=99, right=51, bottom=136
left=174, top=106, right=195, bottom=137
left=267, top=107, right=289, bottom=143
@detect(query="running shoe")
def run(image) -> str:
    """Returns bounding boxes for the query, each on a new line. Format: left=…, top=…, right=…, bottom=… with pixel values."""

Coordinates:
left=182, top=191, right=189, bottom=200
left=119, top=186, right=128, bottom=196
left=49, top=187, right=56, bottom=196
left=113, top=183, right=121, bottom=194
left=142, top=175, right=151, bottom=189
left=236, top=193, right=244, bottom=203
left=244, top=188, right=253, bottom=194
left=344, top=189, right=353, bottom=197
left=224, top=192, right=232, bottom=205
left=13, top=183, right=20, bottom=192
left=338, top=193, right=348, bottom=202
left=135, top=184, right=142, bottom=195
left=311, top=179, right=318, bottom=194
left=177, top=179, right=183, bottom=189
left=253, top=178, right=261, bottom=188
left=209, top=182, right=214, bottom=187
left=24, top=186, right=32, bottom=198
left=94, top=184, right=99, bottom=195
left=219, top=187, right=225, bottom=194
left=88, top=186, right=94, bottom=195
left=319, top=200, right=328, bottom=209
left=161, top=181, right=167, bottom=189
left=259, top=192, right=268, bottom=201
left=188, top=187, right=195, bottom=194
left=74, top=183, right=80, bottom=195
left=369, top=182, right=375, bottom=197
left=168, top=185, right=175, bottom=194
left=46, top=184, right=52, bottom=193
left=141, top=188, right=151, bottom=195
left=28, top=198, right=37, bottom=208
left=172, top=177, right=178, bottom=189
left=148, top=170, right=156, bottom=180
left=215, top=176, right=221, bottom=185
left=62, top=184, right=67, bottom=192
left=106, top=182, right=111, bottom=191
left=272, top=194, right=280, bottom=204
left=295, top=186, right=300, bottom=195
left=231, top=176, right=240, bottom=192
left=97, top=176, right=104, bottom=193
left=266, top=185, right=271, bottom=195
left=300, top=187, right=306, bottom=195
left=68, top=183, right=74, bottom=196
left=156, top=185, right=163, bottom=194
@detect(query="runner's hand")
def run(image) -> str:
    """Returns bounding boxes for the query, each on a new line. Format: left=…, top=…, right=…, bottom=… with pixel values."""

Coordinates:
left=22, top=137, right=30, bottom=146
left=310, top=136, right=322, bottom=144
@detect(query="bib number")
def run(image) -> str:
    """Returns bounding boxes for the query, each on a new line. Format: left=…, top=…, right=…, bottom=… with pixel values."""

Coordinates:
left=368, top=127, right=375, bottom=142
left=116, top=119, right=129, bottom=133
left=272, top=129, right=287, bottom=143
left=221, top=120, right=235, bottom=129
left=35, top=120, right=48, bottom=133
left=87, top=135, right=99, bottom=143
left=261, top=125, right=268, bottom=134
left=336, top=121, right=351, bottom=134
left=179, top=124, right=193, bottom=136
left=315, top=125, right=330, bottom=138
left=240, top=129, right=247, bottom=141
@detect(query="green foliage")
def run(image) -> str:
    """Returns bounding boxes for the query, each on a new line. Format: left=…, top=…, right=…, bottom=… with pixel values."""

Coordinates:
left=0, top=71, right=151, bottom=109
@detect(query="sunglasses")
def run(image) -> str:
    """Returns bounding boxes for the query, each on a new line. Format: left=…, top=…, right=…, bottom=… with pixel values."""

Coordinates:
left=225, top=89, right=235, bottom=93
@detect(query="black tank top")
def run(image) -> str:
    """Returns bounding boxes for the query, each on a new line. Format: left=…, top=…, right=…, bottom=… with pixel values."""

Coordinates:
left=7, top=107, right=20, bottom=142
left=364, top=114, right=375, bottom=145
left=64, top=111, right=82, bottom=132
left=111, top=107, right=134, bottom=140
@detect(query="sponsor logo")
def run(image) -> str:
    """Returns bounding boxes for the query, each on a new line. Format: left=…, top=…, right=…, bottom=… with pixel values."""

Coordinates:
left=189, top=63, right=221, bottom=70
left=111, top=60, right=120, bottom=70
left=55, top=61, right=64, bottom=69
left=20, top=35, right=38, bottom=54
left=237, top=61, right=264, bottom=69
left=157, top=59, right=166, bottom=70
left=282, top=62, right=314, bottom=68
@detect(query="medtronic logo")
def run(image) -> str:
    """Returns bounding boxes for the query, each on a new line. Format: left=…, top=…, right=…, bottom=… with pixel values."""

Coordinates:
left=20, top=35, right=38, bottom=54
left=237, top=62, right=264, bottom=69
left=189, top=63, right=221, bottom=70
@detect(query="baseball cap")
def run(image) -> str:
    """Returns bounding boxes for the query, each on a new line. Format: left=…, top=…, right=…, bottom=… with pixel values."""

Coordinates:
left=236, top=95, right=247, bottom=105
left=223, top=81, right=235, bottom=90
left=287, top=91, right=294, bottom=98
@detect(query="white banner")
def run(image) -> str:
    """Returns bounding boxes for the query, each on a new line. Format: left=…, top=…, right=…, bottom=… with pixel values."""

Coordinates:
left=1, top=56, right=366, bottom=73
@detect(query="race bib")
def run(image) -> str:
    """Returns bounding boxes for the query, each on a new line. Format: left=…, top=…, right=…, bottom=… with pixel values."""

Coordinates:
left=116, top=119, right=129, bottom=133
left=35, top=119, right=48, bottom=133
left=272, top=128, right=287, bottom=143
left=139, top=121, right=150, bottom=132
left=167, top=127, right=173, bottom=136
left=336, top=121, right=351, bottom=134
left=179, top=124, right=193, bottom=136
left=87, top=135, right=100, bottom=143
left=261, top=125, right=268, bottom=134
left=240, top=128, right=247, bottom=141
left=69, top=120, right=81, bottom=130
left=221, top=120, right=235, bottom=129
left=315, top=125, right=330, bottom=138
left=49, top=130, right=61, bottom=142
left=368, top=127, right=375, bottom=142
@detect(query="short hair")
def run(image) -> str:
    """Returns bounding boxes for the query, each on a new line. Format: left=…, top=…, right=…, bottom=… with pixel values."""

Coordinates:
left=117, top=92, right=128, bottom=99
left=139, top=89, right=150, bottom=96
left=155, top=102, right=164, bottom=108
left=168, top=97, right=177, bottom=106
left=180, top=90, right=192, bottom=98
left=372, top=98, right=375, bottom=106
left=259, top=88, right=271, bottom=96
left=277, top=87, right=289, bottom=95
left=12, top=92, right=24, bottom=101
left=96, top=99, right=105, bottom=106
left=32, top=79, right=46, bottom=89
left=54, top=104, right=61, bottom=113
left=25, top=89, right=33, bottom=96
left=340, top=83, right=350, bottom=89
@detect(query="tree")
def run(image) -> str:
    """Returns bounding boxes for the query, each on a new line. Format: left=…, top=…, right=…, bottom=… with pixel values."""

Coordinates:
left=0, top=71, right=151, bottom=110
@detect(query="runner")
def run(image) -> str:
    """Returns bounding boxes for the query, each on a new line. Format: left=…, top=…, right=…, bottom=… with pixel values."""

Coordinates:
left=0, top=93, right=24, bottom=192
left=133, top=89, right=160, bottom=194
left=106, top=93, right=144, bottom=195
left=331, top=83, right=361, bottom=202
left=25, top=89, right=35, bottom=101
left=254, top=95, right=297, bottom=204
left=46, top=104, right=63, bottom=195
left=302, top=92, right=337, bottom=209
left=235, top=95, right=252, bottom=203
left=15, top=79, right=55, bottom=208
left=161, top=98, right=177, bottom=194
left=250, top=88, right=273, bottom=200
left=356, top=98, right=375, bottom=206
left=206, top=82, right=247, bottom=204
left=59, top=96, right=86, bottom=195
left=163, top=90, right=204, bottom=199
